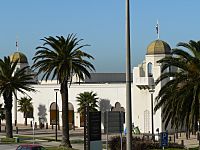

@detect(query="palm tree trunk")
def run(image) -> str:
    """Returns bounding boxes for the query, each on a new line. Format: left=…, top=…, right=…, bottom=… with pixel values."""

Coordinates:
left=25, top=113, right=27, bottom=126
left=60, top=81, right=72, bottom=148
left=0, top=119, right=1, bottom=132
left=5, top=108, right=13, bottom=138
left=3, top=92, right=13, bottom=138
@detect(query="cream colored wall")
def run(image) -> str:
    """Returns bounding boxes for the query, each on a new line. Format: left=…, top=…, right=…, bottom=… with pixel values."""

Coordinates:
left=132, top=53, right=167, bottom=134
left=5, top=53, right=170, bottom=133
left=13, top=82, right=126, bottom=128
left=132, top=85, right=149, bottom=132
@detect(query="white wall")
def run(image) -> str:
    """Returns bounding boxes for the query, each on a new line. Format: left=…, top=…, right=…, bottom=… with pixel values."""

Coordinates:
left=132, top=53, right=168, bottom=134
left=11, top=82, right=126, bottom=128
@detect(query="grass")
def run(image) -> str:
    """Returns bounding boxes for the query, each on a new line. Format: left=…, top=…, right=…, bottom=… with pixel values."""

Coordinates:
left=0, top=135, right=83, bottom=146
left=0, top=137, right=15, bottom=143
left=0, top=137, right=80, bottom=150
left=14, top=135, right=84, bottom=144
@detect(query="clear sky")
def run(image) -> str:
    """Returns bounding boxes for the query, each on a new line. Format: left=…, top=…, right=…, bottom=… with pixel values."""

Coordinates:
left=0, top=0, right=199, bottom=72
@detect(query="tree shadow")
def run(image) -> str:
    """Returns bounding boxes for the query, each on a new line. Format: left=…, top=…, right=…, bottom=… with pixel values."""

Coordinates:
left=99, top=99, right=112, bottom=112
left=37, top=104, right=47, bottom=123
left=99, top=99, right=112, bottom=126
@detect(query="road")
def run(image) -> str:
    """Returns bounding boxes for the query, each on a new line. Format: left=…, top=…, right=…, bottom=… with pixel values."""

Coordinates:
left=0, top=144, right=17, bottom=150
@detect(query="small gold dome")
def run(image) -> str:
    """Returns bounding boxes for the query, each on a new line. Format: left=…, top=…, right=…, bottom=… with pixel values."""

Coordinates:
left=147, top=40, right=171, bottom=55
left=10, top=52, right=28, bottom=63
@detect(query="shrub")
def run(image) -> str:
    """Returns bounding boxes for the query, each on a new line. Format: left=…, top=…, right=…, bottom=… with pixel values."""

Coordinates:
left=109, top=136, right=184, bottom=150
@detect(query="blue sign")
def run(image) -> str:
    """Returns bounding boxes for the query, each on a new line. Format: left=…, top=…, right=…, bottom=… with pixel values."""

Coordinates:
left=160, top=132, right=168, bottom=147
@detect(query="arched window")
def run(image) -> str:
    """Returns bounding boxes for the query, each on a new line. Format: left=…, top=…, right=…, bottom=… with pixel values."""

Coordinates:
left=144, top=110, right=150, bottom=133
left=147, top=62, right=153, bottom=77
left=50, top=102, right=59, bottom=125
left=68, top=102, right=74, bottom=129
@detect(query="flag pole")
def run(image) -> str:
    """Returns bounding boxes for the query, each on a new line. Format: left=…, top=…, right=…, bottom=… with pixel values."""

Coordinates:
left=16, top=36, right=19, bottom=51
left=156, top=20, right=160, bottom=39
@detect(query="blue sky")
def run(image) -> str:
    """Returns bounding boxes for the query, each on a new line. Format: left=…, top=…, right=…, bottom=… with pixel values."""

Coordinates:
left=0, top=0, right=199, bottom=72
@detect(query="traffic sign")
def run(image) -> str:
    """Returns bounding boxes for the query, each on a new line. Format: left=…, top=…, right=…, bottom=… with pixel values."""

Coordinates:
left=89, top=111, right=101, bottom=141
left=160, top=132, right=168, bottom=147
left=104, top=111, right=124, bottom=133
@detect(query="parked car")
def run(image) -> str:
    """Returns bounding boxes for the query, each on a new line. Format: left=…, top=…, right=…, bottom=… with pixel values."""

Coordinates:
left=16, top=144, right=46, bottom=150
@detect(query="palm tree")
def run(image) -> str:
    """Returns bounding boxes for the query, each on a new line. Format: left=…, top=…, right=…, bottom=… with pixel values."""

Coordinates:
left=154, top=40, right=200, bottom=131
left=76, top=91, right=99, bottom=115
left=0, top=103, right=5, bottom=132
left=18, top=97, right=33, bottom=126
left=76, top=91, right=98, bottom=128
left=32, top=34, right=95, bottom=148
left=0, top=56, right=35, bottom=138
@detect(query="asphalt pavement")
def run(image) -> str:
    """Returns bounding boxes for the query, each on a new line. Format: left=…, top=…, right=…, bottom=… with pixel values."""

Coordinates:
left=0, top=144, right=17, bottom=150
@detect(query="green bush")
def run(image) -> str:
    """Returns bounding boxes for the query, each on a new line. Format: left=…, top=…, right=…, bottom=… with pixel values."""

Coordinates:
left=109, top=136, right=184, bottom=150
left=0, top=138, right=16, bottom=143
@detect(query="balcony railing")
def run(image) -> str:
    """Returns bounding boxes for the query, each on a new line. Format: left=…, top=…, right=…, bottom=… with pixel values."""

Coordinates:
left=133, top=77, right=154, bottom=89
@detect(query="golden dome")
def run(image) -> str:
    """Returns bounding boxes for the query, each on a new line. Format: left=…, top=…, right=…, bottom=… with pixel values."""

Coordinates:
left=10, top=52, right=28, bottom=63
left=147, top=40, right=171, bottom=55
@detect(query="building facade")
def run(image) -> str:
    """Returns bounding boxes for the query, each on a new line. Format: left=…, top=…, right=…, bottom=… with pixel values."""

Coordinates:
left=1, top=39, right=172, bottom=133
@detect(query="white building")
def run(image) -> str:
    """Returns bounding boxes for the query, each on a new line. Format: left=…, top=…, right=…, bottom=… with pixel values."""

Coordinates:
left=4, top=39, right=172, bottom=133
left=133, top=39, right=171, bottom=133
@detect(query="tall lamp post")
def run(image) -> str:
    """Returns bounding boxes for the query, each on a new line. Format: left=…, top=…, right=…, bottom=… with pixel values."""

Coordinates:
left=54, top=89, right=59, bottom=141
left=198, top=121, right=200, bottom=150
left=125, top=0, right=132, bottom=149
left=149, top=88, right=155, bottom=141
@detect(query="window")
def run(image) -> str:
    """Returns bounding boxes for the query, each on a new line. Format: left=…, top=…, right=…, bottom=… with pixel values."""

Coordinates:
left=147, top=62, right=153, bottom=77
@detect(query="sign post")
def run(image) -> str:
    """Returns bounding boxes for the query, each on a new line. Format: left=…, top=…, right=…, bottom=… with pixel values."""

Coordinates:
left=104, top=111, right=125, bottom=150
left=84, top=105, right=89, bottom=150
left=106, top=111, right=108, bottom=150
left=160, top=132, right=168, bottom=149
left=89, top=111, right=102, bottom=150
left=120, top=112, right=123, bottom=150
left=32, top=117, right=35, bottom=144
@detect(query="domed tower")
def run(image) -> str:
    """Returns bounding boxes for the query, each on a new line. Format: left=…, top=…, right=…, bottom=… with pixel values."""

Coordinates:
left=10, top=51, right=29, bottom=70
left=146, top=40, right=171, bottom=55
left=10, top=49, right=38, bottom=125
left=133, top=39, right=172, bottom=134
left=145, top=39, right=171, bottom=78
left=10, top=51, right=30, bottom=126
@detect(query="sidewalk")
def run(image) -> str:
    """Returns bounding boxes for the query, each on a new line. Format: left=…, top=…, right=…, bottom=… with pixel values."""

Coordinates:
left=0, top=124, right=84, bottom=149
left=171, top=133, right=199, bottom=149
left=2, top=124, right=200, bottom=149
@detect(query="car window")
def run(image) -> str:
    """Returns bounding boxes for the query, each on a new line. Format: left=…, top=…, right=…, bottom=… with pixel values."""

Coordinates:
left=16, top=146, right=22, bottom=150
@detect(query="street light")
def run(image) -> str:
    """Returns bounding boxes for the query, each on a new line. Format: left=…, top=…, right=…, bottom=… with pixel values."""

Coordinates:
left=198, top=121, right=200, bottom=150
left=125, top=0, right=132, bottom=149
left=149, top=88, right=155, bottom=141
left=54, top=88, right=59, bottom=141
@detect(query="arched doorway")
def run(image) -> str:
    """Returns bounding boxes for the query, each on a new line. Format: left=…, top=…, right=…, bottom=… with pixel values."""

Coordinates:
left=50, top=102, right=59, bottom=125
left=68, top=102, right=74, bottom=129
left=80, top=114, right=84, bottom=127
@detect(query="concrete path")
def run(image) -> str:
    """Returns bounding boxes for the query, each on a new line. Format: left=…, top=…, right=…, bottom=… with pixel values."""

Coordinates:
left=1, top=124, right=200, bottom=149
